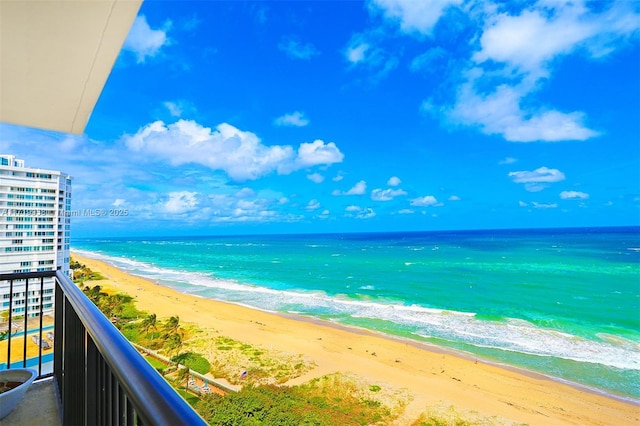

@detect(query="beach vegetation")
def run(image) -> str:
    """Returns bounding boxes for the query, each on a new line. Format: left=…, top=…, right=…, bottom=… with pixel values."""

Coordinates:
left=368, top=385, right=381, bottom=392
left=194, top=375, right=395, bottom=425
left=71, top=257, right=105, bottom=283
left=82, top=285, right=142, bottom=326
left=163, top=316, right=182, bottom=335
left=140, top=313, right=157, bottom=335
left=70, top=258, right=83, bottom=270
left=164, top=333, right=183, bottom=356
left=175, top=365, right=191, bottom=384
left=120, top=324, right=142, bottom=343
left=411, top=405, right=481, bottom=426
left=144, top=355, right=167, bottom=372
left=217, top=345, right=233, bottom=351
left=176, top=388, right=201, bottom=407
left=172, top=352, right=211, bottom=375
left=196, top=335, right=315, bottom=385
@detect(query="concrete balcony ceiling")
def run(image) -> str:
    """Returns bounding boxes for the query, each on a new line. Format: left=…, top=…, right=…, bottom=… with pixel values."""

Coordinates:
left=0, top=0, right=142, bottom=134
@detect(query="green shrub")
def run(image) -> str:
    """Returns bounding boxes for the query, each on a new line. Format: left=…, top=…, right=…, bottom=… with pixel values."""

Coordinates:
left=172, top=352, right=211, bottom=374
left=145, top=356, right=167, bottom=371
left=121, top=325, right=141, bottom=342
left=193, top=379, right=394, bottom=425
left=176, top=389, right=200, bottom=407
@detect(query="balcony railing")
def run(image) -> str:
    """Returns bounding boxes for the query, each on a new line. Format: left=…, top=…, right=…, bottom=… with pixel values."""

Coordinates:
left=0, top=270, right=206, bottom=425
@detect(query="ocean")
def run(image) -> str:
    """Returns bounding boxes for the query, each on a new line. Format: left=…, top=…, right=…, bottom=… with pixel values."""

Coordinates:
left=72, top=227, right=640, bottom=401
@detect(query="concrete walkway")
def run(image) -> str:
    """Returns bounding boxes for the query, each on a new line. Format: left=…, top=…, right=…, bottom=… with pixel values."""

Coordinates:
left=2, top=378, right=61, bottom=426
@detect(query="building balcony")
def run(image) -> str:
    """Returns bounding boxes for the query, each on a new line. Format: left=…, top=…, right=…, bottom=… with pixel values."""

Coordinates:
left=0, top=270, right=206, bottom=425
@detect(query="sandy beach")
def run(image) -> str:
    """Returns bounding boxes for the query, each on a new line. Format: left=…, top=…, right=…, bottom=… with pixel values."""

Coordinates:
left=72, top=252, right=639, bottom=425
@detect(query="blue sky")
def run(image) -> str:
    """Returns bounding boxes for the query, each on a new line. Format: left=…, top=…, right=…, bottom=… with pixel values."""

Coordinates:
left=1, top=0, right=639, bottom=237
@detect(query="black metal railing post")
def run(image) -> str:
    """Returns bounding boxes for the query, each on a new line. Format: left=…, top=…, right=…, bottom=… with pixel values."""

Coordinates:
left=86, top=337, right=99, bottom=426
left=54, top=279, right=64, bottom=394
left=62, top=296, right=85, bottom=425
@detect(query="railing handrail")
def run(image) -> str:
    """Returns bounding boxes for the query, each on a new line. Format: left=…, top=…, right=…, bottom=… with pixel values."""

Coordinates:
left=1, top=271, right=205, bottom=425
left=0, top=271, right=57, bottom=281
left=53, top=270, right=206, bottom=425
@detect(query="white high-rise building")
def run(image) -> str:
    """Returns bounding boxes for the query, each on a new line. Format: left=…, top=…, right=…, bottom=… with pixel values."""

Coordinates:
left=0, top=155, right=72, bottom=317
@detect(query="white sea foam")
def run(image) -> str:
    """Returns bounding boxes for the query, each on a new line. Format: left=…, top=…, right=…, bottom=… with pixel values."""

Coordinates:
left=74, top=249, right=640, bottom=372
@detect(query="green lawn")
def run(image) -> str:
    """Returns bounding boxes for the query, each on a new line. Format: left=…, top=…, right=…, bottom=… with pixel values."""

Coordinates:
left=144, top=355, right=167, bottom=371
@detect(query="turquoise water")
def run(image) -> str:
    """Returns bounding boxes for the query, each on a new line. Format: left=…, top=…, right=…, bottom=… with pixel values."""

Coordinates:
left=73, top=227, right=640, bottom=400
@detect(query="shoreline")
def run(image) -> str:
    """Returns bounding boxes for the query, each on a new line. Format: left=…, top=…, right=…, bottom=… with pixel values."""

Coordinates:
left=278, top=310, right=639, bottom=405
left=71, top=251, right=640, bottom=425
left=252, top=307, right=640, bottom=407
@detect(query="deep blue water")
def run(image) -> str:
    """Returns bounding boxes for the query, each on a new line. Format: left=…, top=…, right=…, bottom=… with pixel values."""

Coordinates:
left=73, top=227, right=640, bottom=400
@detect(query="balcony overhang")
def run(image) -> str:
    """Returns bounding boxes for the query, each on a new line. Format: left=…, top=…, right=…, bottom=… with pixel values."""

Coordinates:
left=0, top=0, right=142, bottom=135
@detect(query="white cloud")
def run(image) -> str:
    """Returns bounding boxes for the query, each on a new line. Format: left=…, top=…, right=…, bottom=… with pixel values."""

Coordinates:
left=532, top=202, right=558, bottom=209
left=274, top=111, right=310, bottom=127
left=475, top=9, right=587, bottom=75
left=344, top=33, right=399, bottom=80
left=448, top=195, right=461, bottom=201
left=320, top=209, right=330, bottom=216
left=518, top=200, right=528, bottom=207
left=165, top=191, right=198, bottom=214
left=333, top=174, right=344, bottom=182
left=370, top=0, right=462, bottom=35
left=560, top=190, right=589, bottom=200
left=410, top=195, right=439, bottom=206
left=410, top=47, right=447, bottom=72
left=525, top=184, right=548, bottom=192
left=440, top=77, right=600, bottom=142
left=294, top=140, right=344, bottom=169
left=499, top=157, right=518, bottom=165
left=278, top=37, right=320, bottom=60
left=370, top=0, right=639, bottom=143
left=306, top=199, right=321, bottom=211
left=235, top=188, right=256, bottom=198
left=420, top=1, right=639, bottom=142
left=398, top=209, right=414, bottom=214
left=345, top=206, right=376, bottom=219
left=356, top=207, right=376, bottom=219
left=333, top=180, right=367, bottom=196
left=509, top=167, right=565, bottom=192
left=346, top=41, right=369, bottom=64
left=509, top=167, right=566, bottom=184
left=0, top=125, right=316, bottom=229
left=163, top=100, right=195, bottom=118
left=123, top=119, right=343, bottom=181
left=371, top=188, right=407, bottom=201
left=307, top=173, right=325, bottom=183
left=474, top=2, right=640, bottom=76
left=164, top=101, right=182, bottom=117
left=387, top=176, right=401, bottom=186
left=204, top=194, right=298, bottom=224
left=123, top=16, right=171, bottom=63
